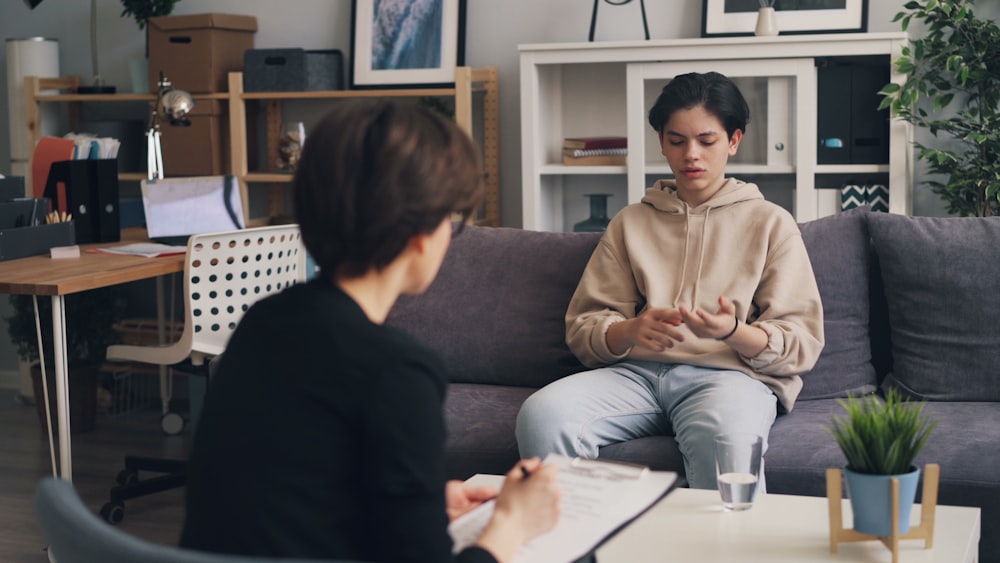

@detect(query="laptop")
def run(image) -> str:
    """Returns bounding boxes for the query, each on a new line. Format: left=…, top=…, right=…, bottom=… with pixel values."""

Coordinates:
left=140, top=176, right=246, bottom=246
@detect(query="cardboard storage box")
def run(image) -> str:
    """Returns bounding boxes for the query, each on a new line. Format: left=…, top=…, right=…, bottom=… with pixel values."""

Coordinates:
left=148, top=13, right=257, bottom=94
left=243, top=49, right=344, bottom=92
left=159, top=99, right=228, bottom=176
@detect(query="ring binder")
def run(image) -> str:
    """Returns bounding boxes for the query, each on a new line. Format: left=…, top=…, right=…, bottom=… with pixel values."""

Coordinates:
left=43, top=159, right=120, bottom=244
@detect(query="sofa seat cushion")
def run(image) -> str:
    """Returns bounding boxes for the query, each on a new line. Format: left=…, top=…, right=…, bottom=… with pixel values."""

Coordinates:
left=388, top=226, right=601, bottom=388
left=599, top=437, right=685, bottom=476
left=796, top=206, right=878, bottom=400
left=443, top=383, right=535, bottom=479
left=869, top=213, right=1000, bottom=401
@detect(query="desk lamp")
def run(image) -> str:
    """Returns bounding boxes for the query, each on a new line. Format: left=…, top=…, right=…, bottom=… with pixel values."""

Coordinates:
left=147, top=74, right=194, bottom=180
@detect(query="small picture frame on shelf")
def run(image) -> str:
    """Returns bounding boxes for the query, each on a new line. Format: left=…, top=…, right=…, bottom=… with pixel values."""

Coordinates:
left=350, top=0, right=467, bottom=89
left=701, top=0, right=868, bottom=38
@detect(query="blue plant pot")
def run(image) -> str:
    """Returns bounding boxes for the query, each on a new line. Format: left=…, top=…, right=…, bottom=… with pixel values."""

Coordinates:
left=844, top=466, right=921, bottom=536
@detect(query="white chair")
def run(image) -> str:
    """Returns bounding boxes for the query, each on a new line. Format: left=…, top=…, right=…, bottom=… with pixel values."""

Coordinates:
left=100, top=224, right=306, bottom=524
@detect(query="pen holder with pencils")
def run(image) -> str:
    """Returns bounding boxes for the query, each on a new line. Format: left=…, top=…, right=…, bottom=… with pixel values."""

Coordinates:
left=43, top=159, right=120, bottom=244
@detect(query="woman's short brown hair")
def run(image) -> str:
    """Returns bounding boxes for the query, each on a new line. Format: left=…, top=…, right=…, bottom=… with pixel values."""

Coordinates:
left=293, top=99, right=484, bottom=278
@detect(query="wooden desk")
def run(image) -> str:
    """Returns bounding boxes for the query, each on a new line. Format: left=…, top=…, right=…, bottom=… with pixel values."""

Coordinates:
left=0, top=238, right=184, bottom=480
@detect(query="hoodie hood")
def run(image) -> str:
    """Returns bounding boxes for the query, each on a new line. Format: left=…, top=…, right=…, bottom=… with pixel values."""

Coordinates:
left=642, top=177, right=765, bottom=214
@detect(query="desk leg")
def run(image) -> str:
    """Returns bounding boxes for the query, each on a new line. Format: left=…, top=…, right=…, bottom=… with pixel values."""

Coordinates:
left=50, top=295, right=72, bottom=480
left=156, top=276, right=171, bottom=415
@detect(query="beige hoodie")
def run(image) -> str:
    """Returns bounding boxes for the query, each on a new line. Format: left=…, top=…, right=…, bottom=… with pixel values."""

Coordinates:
left=566, top=178, right=824, bottom=412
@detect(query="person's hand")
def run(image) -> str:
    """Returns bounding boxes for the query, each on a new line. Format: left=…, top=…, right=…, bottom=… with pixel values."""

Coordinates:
left=607, top=307, right=684, bottom=354
left=445, top=480, right=498, bottom=521
left=476, top=457, right=561, bottom=562
left=679, top=295, right=736, bottom=340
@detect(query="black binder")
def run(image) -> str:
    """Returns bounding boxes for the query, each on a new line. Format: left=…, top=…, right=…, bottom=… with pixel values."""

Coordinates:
left=43, top=159, right=120, bottom=244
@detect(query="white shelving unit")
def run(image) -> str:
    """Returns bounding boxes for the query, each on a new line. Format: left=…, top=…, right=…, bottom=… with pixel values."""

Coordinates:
left=519, top=33, right=911, bottom=232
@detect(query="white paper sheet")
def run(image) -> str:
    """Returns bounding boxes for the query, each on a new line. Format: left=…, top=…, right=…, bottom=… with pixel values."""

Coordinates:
left=449, top=454, right=677, bottom=563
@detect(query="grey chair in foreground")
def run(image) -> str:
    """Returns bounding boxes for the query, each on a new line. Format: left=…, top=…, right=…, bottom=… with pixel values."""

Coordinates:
left=35, top=477, right=367, bottom=563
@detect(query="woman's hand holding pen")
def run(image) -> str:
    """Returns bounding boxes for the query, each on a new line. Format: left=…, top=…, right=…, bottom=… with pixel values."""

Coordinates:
left=475, top=456, right=562, bottom=563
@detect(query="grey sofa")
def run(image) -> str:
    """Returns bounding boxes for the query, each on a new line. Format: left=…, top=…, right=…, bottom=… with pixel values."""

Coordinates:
left=386, top=206, right=1000, bottom=562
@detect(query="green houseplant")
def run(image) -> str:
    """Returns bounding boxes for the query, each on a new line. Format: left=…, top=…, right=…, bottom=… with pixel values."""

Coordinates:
left=879, top=0, right=1000, bottom=217
left=827, top=389, right=938, bottom=536
left=120, top=0, right=180, bottom=31
left=5, top=289, right=124, bottom=433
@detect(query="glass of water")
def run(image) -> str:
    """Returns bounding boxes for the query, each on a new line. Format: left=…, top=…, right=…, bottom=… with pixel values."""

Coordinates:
left=714, top=433, right=763, bottom=511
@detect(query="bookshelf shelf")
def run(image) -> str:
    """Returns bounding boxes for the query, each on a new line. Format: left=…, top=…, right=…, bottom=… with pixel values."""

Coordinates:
left=519, top=33, right=912, bottom=232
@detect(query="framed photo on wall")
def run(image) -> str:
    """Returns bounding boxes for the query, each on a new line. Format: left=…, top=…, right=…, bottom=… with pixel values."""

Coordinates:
left=350, top=0, right=467, bottom=89
left=701, top=0, right=867, bottom=37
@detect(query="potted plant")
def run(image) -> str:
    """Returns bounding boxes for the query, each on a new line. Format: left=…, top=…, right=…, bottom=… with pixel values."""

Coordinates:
left=879, top=0, right=1000, bottom=217
left=826, top=389, right=938, bottom=536
left=120, top=0, right=180, bottom=31
left=5, top=289, right=124, bottom=433
left=120, top=0, right=181, bottom=92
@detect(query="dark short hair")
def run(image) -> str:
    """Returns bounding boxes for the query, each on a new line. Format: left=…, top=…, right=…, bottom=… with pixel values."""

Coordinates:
left=647, top=71, right=750, bottom=139
left=293, top=99, right=483, bottom=278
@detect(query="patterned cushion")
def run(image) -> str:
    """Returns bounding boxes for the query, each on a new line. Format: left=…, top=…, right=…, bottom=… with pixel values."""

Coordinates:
left=869, top=213, right=1000, bottom=401
left=796, top=206, right=878, bottom=400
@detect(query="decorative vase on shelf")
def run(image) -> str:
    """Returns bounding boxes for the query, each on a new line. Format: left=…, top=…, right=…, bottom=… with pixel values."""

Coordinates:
left=573, top=193, right=612, bottom=232
left=755, top=7, right=779, bottom=37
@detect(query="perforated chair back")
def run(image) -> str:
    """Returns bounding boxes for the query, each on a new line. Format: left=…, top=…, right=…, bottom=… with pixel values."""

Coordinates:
left=35, top=477, right=367, bottom=563
left=106, top=224, right=305, bottom=367
left=184, top=225, right=304, bottom=362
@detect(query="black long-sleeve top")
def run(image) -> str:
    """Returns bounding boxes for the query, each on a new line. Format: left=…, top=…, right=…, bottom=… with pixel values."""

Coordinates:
left=180, top=279, right=495, bottom=563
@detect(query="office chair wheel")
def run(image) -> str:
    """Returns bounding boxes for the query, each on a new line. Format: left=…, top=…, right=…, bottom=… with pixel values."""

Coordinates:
left=100, top=501, right=125, bottom=525
left=160, top=412, right=185, bottom=436
left=115, top=469, right=138, bottom=486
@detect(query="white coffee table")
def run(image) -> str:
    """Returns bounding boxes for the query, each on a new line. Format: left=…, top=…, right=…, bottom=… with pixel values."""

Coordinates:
left=595, top=488, right=980, bottom=563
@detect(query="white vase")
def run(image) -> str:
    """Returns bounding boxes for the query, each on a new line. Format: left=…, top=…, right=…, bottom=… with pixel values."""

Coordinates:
left=755, top=7, right=779, bottom=37
left=128, top=57, right=149, bottom=94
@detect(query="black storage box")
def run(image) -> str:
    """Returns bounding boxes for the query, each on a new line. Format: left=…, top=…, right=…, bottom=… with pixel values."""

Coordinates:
left=0, top=221, right=75, bottom=262
left=243, top=48, right=344, bottom=92
left=0, top=176, right=27, bottom=201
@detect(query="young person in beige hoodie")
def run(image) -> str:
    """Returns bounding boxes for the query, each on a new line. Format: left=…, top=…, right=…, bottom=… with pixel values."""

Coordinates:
left=516, top=72, right=824, bottom=491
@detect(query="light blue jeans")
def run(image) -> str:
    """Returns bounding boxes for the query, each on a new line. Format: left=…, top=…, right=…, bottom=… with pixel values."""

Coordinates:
left=515, top=360, right=777, bottom=490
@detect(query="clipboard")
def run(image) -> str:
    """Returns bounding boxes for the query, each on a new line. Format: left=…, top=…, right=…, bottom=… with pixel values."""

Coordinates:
left=449, top=454, right=677, bottom=563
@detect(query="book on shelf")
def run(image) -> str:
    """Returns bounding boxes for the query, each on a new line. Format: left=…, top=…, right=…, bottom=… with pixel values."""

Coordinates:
left=563, top=147, right=628, bottom=158
left=562, top=153, right=627, bottom=166
left=562, top=136, right=627, bottom=150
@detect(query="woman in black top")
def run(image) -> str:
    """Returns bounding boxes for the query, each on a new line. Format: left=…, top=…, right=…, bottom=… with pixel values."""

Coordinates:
left=180, top=99, right=561, bottom=562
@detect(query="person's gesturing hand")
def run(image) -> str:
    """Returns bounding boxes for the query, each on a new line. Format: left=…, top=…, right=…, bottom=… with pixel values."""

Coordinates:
left=606, top=307, right=685, bottom=355
left=679, top=296, right=737, bottom=340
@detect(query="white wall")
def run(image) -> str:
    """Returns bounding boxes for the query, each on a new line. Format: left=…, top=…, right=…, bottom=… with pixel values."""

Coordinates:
left=0, top=1, right=997, bottom=382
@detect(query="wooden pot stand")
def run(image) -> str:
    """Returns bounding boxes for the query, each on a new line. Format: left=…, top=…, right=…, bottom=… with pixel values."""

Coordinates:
left=827, top=463, right=940, bottom=563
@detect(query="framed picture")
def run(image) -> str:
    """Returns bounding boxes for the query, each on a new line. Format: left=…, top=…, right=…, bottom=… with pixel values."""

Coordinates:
left=701, top=0, right=867, bottom=38
left=350, top=0, right=467, bottom=89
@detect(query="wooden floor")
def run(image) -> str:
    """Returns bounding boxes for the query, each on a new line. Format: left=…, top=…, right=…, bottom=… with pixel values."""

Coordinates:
left=0, top=388, right=187, bottom=562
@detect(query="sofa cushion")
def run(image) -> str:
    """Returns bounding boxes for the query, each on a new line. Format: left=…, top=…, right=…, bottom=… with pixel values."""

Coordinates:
left=869, top=213, right=1000, bottom=401
left=388, top=226, right=601, bottom=388
left=796, top=206, right=878, bottom=400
